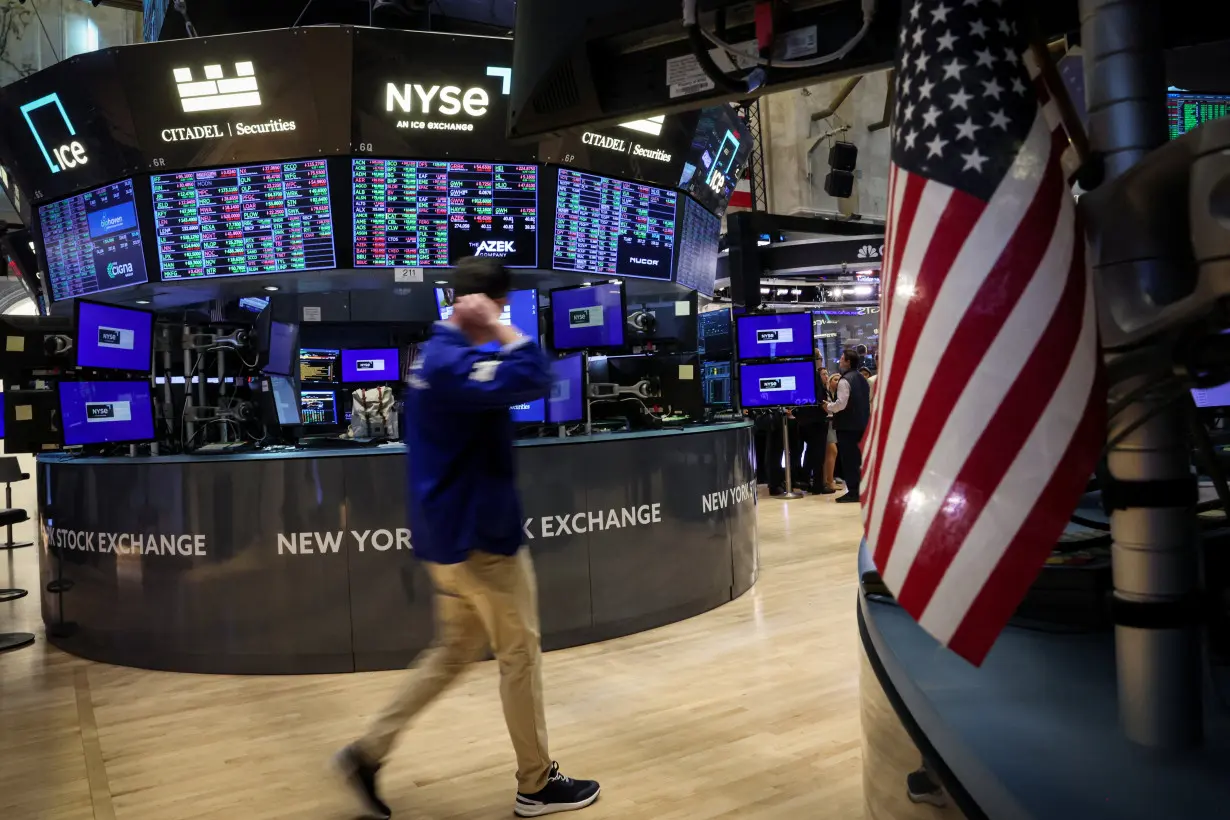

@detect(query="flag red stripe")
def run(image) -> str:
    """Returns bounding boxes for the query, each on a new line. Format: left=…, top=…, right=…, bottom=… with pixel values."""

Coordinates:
left=945, top=368, right=1105, bottom=664
left=874, top=126, right=1068, bottom=590
left=860, top=166, right=902, bottom=457
left=896, top=206, right=1088, bottom=618
left=869, top=189, right=987, bottom=570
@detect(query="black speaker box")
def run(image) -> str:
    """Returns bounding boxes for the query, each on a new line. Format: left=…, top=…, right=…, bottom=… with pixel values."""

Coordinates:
left=726, top=211, right=762, bottom=310
left=824, top=170, right=855, bottom=199
left=828, top=141, right=858, bottom=171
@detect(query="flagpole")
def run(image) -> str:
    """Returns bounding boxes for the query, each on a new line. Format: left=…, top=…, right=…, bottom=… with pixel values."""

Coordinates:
left=1080, top=0, right=1203, bottom=749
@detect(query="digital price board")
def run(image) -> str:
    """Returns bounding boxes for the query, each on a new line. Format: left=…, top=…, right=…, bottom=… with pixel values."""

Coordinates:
left=352, top=159, right=538, bottom=268
left=675, top=196, right=721, bottom=297
left=1167, top=92, right=1230, bottom=139
left=552, top=168, right=676, bottom=280
left=151, top=159, right=335, bottom=281
left=39, top=178, right=149, bottom=302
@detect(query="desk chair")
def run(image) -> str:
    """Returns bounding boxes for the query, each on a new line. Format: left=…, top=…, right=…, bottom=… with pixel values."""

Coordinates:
left=0, top=456, right=31, bottom=550
left=0, top=457, right=34, bottom=651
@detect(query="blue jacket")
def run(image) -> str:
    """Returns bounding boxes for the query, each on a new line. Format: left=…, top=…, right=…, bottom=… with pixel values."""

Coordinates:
left=405, top=322, right=552, bottom=564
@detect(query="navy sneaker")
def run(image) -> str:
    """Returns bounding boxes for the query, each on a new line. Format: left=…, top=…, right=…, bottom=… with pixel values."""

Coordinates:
left=514, top=762, right=601, bottom=817
left=333, top=745, right=391, bottom=819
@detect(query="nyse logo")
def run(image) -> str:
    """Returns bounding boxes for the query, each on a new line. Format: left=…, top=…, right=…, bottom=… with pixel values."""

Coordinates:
left=474, top=240, right=515, bottom=256
left=173, top=61, right=261, bottom=113
left=568, top=306, right=603, bottom=329
left=20, top=93, right=89, bottom=174
left=386, top=83, right=491, bottom=116
left=88, top=404, right=116, bottom=419
left=857, top=244, right=883, bottom=259
left=759, top=376, right=796, bottom=392
left=356, top=359, right=385, bottom=372
left=550, top=378, right=571, bottom=402
left=106, top=261, right=134, bottom=279
left=97, top=326, right=135, bottom=350
left=756, top=328, right=794, bottom=344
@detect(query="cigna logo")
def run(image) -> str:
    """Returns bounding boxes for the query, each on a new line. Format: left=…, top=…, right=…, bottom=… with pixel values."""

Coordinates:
left=106, top=261, right=135, bottom=279
left=20, top=93, right=88, bottom=174
left=173, top=61, right=261, bottom=113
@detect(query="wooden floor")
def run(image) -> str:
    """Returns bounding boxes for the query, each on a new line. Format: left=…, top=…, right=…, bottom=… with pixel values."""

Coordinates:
left=0, top=489, right=873, bottom=820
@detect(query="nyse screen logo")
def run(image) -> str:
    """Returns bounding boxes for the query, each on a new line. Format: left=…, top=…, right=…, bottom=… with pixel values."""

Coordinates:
left=356, top=359, right=386, bottom=372
left=759, top=377, right=796, bottom=392
left=473, top=240, right=515, bottom=257
left=756, top=328, right=794, bottom=344
left=20, top=93, right=89, bottom=174
left=568, top=306, right=603, bottom=329
left=97, top=327, right=135, bottom=350
left=550, top=379, right=571, bottom=402
left=386, top=65, right=510, bottom=131
left=173, top=61, right=261, bottom=113
left=85, top=401, right=132, bottom=422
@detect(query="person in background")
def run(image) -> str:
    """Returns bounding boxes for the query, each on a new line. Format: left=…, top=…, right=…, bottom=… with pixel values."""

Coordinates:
left=823, top=373, right=842, bottom=495
left=856, top=343, right=870, bottom=368
left=794, top=358, right=831, bottom=493
left=826, top=349, right=871, bottom=504
left=334, top=258, right=601, bottom=820
left=859, top=366, right=878, bottom=399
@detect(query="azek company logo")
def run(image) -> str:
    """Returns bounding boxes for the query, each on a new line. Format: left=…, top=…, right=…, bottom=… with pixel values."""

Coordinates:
left=20, top=93, right=88, bottom=174
left=173, top=61, right=261, bottom=113
left=474, top=240, right=515, bottom=256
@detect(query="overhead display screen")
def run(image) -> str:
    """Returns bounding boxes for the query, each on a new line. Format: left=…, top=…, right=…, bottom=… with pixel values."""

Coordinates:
left=552, top=169, right=676, bottom=280
left=152, top=159, right=335, bottom=281
left=675, top=196, right=722, bottom=297
left=537, top=112, right=700, bottom=188
left=352, top=159, right=537, bottom=268
left=39, top=178, right=149, bottom=302
left=678, top=105, right=753, bottom=216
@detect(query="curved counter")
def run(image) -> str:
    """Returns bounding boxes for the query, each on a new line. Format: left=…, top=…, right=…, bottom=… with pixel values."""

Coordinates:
left=857, top=540, right=1230, bottom=820
left=36, top=422, right=758, bottom=674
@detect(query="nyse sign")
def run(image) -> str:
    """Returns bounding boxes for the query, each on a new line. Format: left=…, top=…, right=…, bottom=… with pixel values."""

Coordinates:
left=382, top=66, right=509, bottom=133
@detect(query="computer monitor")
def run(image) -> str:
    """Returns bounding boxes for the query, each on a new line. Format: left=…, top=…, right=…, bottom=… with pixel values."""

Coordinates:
left=511, top=398, right=546, bottom=424
left=698, top=308, right=733, bottom=360
left=59, top=381, right=156, bottom=446
left=549, top=283, right=626, bottom=351
left=437, top=287, right=540, bottom=338
left=1192, top=381, right=1230, bottom=408
left=269, top=376, right=301, bottom=426
left=3, top=389, right=60, bottom=453
left=74, top=300, right=154, bottom=374
left=736, top=313, right=815, bottom=361
left=547, top=353, right=586, bottom=423
left=300, top=389, right=339, bottom=425
left=264, top=322, right=300, bottom=377
left=300, top=348, right=341, bottom=384
left=702, top=360, right=733, bottom=408
left=0, top=392, right=4, bottom=438
left=739, top=361, right=819, bottom=408
left=341, top=348, right=400, bottom=383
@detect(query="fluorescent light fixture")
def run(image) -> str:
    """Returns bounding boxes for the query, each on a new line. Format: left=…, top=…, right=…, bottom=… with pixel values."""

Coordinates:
left=135, top=300, right=150, bottom=305
left=853, top=285, right=874, bottom=296
left=790, top=289, right=802, bottom=295
left=759, top=287, right=770, bottom=294
left=756, top=238, right=771, bottom=246
left=263, top=286, right=279, bottom=292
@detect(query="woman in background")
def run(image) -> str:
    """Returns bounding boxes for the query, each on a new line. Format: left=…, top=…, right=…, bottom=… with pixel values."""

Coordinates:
left=822, top=373, right=842, bottom=494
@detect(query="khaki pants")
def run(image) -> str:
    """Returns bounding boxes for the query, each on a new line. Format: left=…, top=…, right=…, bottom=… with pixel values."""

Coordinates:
left=357, top=548, right=552, bottom=794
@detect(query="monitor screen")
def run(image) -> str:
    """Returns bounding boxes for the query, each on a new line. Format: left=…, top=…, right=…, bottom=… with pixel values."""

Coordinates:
left=740, top=361, right=819, bottom=408
left=550, top=284, right=625, bottom=350
left=436, top=288, right=539, bottom=337
left=74, top=301, right=154, bottom=373
left=239, top=296, right=270, bottom=313
left=511, top=398, right=545, bottom=423
left=675, top=196, right=721, bottom=297
left=678, top=105, right=753, bottom=216
left=736, top=313, right=815, bottom=360
left=341, top=348, right=399, bottom=383
left=547, top=352, right=585, bottom=423
left=269, top=375, right=301, bottom=425
left=151, top=159, right=335, bottom=281
left=698, top=308, right=733, bottom=360
left=1192, top=381, right=1230, bottom=408
left=264, top=321, right=299, bottom=376
left=553, top=169, right=677, bottom=280
left=300, top=389, right=338, bottom=425
left=0, top=393, right=5, bottom=438
left=1168, top=92, right=1230, bottom=139
left=59, top=380, right=156, bottom=445
left=40, top=178, right=149, bottom=302
left=353, top=159, right=538, bottom=268
left=300, top=348, right=340, bottom=383
left=702, top=360, right=733, bottom=407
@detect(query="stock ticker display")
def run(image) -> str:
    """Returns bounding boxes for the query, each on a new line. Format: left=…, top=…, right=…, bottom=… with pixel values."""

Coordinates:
left=1167, top=92, right=1230, bottom=138
left=675, top=196, right=721, bottom=298
left=151, top=160, right=336, bottom=280
left=352, top=159, right=538, bottom=268
left=552, top=168, right=676, bottom=280
left=40, top=178, right=150, bottom=301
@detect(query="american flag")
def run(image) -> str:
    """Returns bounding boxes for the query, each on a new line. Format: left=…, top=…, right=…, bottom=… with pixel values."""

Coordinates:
left=861, top=0, right=1105, bottom=665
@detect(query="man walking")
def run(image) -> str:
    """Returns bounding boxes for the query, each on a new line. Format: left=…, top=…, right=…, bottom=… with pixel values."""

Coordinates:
left=335, top=258, right=601, bottom=819
left=826, top=348, right=871, bottom=504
